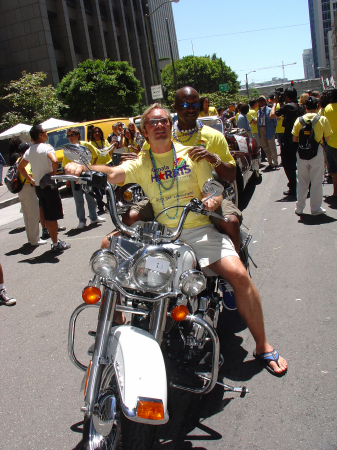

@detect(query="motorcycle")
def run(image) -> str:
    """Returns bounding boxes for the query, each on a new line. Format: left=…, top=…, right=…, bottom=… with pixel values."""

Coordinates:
left=55, top=144, right=250, bottom=449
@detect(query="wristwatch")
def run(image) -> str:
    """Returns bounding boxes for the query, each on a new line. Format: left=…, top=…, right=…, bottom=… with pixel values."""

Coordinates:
left=211, top=154, right=222, bottom=168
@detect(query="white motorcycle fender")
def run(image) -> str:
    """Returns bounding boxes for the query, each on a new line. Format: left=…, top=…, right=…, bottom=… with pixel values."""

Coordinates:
left=106, top=325, right=169, bottom=424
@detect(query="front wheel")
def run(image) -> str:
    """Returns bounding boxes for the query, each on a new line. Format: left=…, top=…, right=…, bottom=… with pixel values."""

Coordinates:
left=83, top=366, right=154, bottom=450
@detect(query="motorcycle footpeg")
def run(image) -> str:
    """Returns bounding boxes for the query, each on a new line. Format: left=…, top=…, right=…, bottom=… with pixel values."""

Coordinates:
left=88, top=330, right=96, bottom=337
left=196, top=373, right=249, bottom=396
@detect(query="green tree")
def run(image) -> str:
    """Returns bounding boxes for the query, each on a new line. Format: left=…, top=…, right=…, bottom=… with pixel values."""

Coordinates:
left=0, top=71, right=66, bottom=131
left=161, top=55, right=239, bottom=97
left=57, top=59, right=143, bottom=121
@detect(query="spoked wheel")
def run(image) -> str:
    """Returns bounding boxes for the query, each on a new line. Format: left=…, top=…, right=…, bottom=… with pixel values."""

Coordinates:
left=83, top=366, right=121, bottom=450
left=83, top=365, right=154, bottom=450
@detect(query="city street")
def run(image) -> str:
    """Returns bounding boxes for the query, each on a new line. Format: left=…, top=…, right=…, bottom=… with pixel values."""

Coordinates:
left=0, top=165, right=336, bottom=450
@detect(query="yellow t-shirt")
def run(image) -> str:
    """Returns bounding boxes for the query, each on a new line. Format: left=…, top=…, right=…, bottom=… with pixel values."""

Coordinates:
left=198, top=106, right=217, bottom=117
left=275, top=104, right=285, bottom=134
left=292, top=113, right=332, bottom=144
left=247, top=108, right=258, bottom=134
left=17, top=157, right=33, bottom=184
left=143, top=125, right=235, bottom=168
left=323, top=103, right=337, bottom=148
left=120, top=143, right=213, bottom=229
left=91, top=139, right=112, bottom=165
left=62, top=141, right=100, bottom=167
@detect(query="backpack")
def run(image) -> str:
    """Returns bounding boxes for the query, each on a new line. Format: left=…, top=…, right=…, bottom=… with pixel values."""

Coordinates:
left=297, top=115, right=320, bottom=160
left=4, top=161, right=24, bottom=193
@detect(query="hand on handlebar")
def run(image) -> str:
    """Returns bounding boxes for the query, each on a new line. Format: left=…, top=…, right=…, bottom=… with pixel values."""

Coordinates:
left=64, top=162, right=87, bottom=176
left=203, top=197, right=219, bottom=212
left=120, top=153, right=138, bottom=163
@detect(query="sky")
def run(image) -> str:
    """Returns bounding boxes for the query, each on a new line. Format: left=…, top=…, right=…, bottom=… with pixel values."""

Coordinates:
left=171, top=0, right=312, bottom=86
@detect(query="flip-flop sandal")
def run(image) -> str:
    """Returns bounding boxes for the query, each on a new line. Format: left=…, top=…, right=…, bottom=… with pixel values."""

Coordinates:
left=253, top=349, right=286, bottom=377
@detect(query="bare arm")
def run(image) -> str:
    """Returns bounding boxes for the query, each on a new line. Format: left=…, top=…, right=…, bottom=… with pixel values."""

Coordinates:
left=293, top=135, right=298, bottom=142
left=18, top=159, right=35, bottom=185
left=188, top=146, right=236, bottom=183
left=64, top=162, right=126, bottom=185
left=269, top=102, right=277, bottom=119
left=47, top=152, right=59, bottom=174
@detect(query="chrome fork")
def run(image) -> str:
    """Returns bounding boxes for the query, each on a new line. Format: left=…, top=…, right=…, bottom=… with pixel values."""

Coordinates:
left=83, top=287, right=118, bottom=414
left=149, top=297, right=170, bottom=344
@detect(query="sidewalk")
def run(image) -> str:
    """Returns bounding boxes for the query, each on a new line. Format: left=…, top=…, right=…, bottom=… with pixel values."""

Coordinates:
left=0, top=166, right=19, bottom=209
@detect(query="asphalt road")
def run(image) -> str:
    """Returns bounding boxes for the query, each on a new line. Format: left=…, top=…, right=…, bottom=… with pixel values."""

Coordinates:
left=0, top=165, right=336, bottom=450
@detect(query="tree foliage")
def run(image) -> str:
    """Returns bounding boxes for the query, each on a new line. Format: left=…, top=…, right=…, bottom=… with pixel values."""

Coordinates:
left=161, top=55, right=240, bottom=97
left=57, top=59, right=144, bottom=121
left=0, top=71, right=66, bottom=131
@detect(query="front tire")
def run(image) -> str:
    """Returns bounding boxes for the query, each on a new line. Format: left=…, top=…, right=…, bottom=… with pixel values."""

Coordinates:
left=82, top=366, right=154, bottom=450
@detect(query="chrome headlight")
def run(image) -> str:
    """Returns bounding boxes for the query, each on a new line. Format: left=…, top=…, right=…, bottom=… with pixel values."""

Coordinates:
left=132, top=248, right=175, bottom=291
left=90, top=249, right=118, bottom=277
left=179, top=270, right=206, bottom=296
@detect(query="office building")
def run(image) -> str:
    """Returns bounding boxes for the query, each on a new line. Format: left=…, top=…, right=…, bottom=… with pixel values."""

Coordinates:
left=302, top=48, right=315, bottom=79
left=308, top=0, right=337, bottom=78
left=0, top=0, right=179, bottom=104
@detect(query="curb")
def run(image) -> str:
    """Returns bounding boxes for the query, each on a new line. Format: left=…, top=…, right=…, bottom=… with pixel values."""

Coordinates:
left=0, top=195, right=19, bottom=209
left=0, top=185, right=68, bottom=210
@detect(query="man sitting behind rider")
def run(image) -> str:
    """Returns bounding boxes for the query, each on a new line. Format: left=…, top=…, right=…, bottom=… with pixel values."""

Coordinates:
left=123, top=86, right=242, bottom=252
left=64, top=104, right=288, bottom=376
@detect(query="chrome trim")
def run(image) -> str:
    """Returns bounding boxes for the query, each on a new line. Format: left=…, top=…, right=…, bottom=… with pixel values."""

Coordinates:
left=115, top=305, right=148, bottom=316
left=149, top=298, right=170, bottom=343
left=90, top=249, right=118, bottom=277
left=179, top=270, right=206, bottom=296
left=170, top=314, right=220, bottom=394
left=131, top=246, right=176, bottom=292
left=85, top=290, right=118, bottom=412
left=105, top=280, right=177, bottom=303
left=68, top=303, right=100, bottom=372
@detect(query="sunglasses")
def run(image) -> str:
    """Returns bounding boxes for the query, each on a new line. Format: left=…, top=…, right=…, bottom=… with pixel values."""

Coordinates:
left=146, top=118, right=170, bottom=127
left=93, top=130, right=101, bottom=134
left=67, top=133, right=76, bottom=137
left=180, top=102, right=200, bottom=109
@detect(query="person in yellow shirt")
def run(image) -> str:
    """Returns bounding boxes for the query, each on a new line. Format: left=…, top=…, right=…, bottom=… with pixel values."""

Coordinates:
left=320, top=89, right=337, bottom=196
left=64, top=103, right=288, bottom=377
left=292, top=96, right=332, bottom=215
left=275, top=103, right=285, bottom=147
left=198, top=96, right=217, bottom=117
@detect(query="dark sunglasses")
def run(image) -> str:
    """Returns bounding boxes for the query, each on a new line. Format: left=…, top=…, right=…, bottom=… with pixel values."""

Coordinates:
left=180, top=102, right=200, bottom=109
left=146, top=118, right=170, bottom=127
left=93, top=130, right=101, bottom=134
left=67, top=133, right=76, bottom=137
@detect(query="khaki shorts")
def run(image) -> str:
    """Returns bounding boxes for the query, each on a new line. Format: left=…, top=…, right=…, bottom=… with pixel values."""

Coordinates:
left=132, top=222, right=238, bottom=276
left=210, top=199, right=242, bottom=229
left=132, top=198, right=242, bottom=226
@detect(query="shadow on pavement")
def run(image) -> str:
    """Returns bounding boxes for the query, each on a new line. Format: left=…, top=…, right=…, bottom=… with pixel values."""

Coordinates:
left=16, top=249, right=62, bottom=264
left=324, top=195, right=337, bottom=209
left=238, top=177, right=259, bottom=212
left=8, top=226, right=26, bottom=234
left=297, top=213, right=337, bottom=225
left=5, top=243, right=40, bottom=256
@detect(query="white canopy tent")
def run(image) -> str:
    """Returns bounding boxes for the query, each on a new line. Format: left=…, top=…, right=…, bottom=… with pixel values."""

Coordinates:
left=40, top=118, right=75, bottom=131
left=0, top=123, right=32, bottom=142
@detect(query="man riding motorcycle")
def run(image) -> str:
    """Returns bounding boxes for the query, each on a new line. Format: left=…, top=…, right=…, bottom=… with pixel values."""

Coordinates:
left=123, top=86, right=242, bottom=252
left=65, top=104, right=287, bottom=377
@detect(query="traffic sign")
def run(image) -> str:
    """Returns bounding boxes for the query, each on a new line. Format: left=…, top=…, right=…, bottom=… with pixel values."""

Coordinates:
left=151, top=84, right=163, bottom=100
left=219, top=83, right=229, bottom=92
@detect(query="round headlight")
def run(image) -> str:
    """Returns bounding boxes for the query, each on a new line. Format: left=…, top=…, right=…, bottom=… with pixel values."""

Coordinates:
left=132, top=250, right=175, bottom=291
left=179, top=270, right=206, bottom=296
left=90, top=249, right=118, bottom=277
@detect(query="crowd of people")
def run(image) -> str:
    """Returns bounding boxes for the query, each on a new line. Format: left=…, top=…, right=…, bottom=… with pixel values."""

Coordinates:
left=1, top=84, right=335, bottom=381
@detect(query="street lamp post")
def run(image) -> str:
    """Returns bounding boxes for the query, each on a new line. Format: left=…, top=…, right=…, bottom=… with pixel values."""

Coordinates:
left=145, top=0, right=179, bottom=87
left=245, top=70, right=256, bottom=99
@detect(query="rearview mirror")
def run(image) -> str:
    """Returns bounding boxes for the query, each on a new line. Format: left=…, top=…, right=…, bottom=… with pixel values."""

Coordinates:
left=63, top=144, right=92, bottom=166
left=202, top=179, right=224, bottom=197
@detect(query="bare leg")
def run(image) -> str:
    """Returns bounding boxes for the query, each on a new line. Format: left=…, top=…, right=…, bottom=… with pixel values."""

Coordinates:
left=208, top=256, right=287, bottom=374
left=122, top=209, right=142, bottom=227
left=217, top=214, right=241, bottom=253
left=0, top=263, right=4, bottom=284
left=45, top=220, right=58, bottom=244
left=39, top=206, right=46, bottom=228
left=333, top=173, right=337, bottom=196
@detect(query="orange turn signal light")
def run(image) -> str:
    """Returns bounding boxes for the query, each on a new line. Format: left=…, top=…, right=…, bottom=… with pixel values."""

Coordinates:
left=123, top=190, right=133, bottom=202
left=171, top=305, right=189, bottom=322
left=137, top=400, right=164, bottom=421
left=82, top=286, right=101, bottom=304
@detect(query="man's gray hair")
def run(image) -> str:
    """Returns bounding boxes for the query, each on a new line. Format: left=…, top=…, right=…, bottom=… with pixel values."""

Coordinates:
left=140, top=103, right=173, bottom=137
